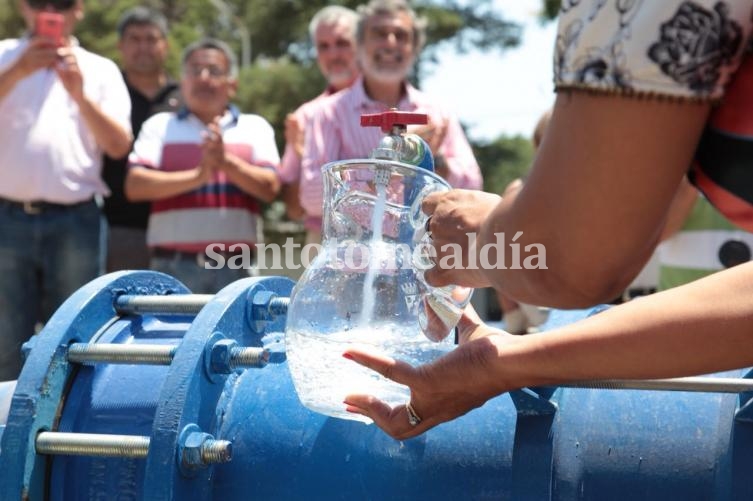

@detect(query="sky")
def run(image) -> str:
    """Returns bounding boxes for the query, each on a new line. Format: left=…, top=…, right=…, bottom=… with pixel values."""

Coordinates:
left=422, top=0, right=558, bottom=142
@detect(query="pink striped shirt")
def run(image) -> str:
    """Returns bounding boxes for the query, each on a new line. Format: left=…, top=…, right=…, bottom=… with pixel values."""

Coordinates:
left=300, top=77, right=482, bottom=230
left=278, top=90, right=333, bottom=185
left=128, top=107, right=279, bottom=252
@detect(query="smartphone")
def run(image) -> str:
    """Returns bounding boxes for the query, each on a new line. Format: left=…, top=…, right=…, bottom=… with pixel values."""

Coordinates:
left=35, top=12, right=64, bottom=46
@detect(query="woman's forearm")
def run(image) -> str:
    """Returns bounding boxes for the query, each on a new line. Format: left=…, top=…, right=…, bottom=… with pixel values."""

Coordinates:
left=493, top=262, right=753, bottom=391
left=475, top=93, right=712, bottom=307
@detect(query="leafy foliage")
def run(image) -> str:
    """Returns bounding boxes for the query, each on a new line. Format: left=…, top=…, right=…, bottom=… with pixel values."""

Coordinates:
left=541, top=0, right=561, bottom=21
left=235, top=59, right=326, bottom=145
left=0, top=2, right=23, bottom=38
left=474, top=135, right=534, bottom=195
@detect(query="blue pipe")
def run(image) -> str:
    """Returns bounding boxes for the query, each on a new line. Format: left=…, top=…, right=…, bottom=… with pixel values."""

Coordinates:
left=0, top=271, right=750, bottom=500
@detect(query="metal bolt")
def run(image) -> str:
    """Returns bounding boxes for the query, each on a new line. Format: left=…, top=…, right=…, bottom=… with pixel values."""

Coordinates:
left=200, top=439, right=233, bottom=464
left=114, top=294, right=213, bottom=315
left=210, top=339, right=268, bottom=373
left=229, top=346, right=269, bottom=369
left=180, top=428, right=233, bottom=471
left=36, top=431, right=150, bottom=459
left=251, top=291, right=278, bottom=322
left=268, top=297, right=289, bottom=316
left=248, top=290, right=291, bottom=334
left=68, top=343, right=177, bottom=365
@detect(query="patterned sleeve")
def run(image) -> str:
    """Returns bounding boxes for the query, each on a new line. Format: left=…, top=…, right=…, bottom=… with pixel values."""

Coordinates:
left=554, top=0, right=753, bottom=101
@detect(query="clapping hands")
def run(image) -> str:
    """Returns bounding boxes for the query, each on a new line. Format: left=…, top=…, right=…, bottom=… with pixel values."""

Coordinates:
left=197, top=117, right=225, bottom=183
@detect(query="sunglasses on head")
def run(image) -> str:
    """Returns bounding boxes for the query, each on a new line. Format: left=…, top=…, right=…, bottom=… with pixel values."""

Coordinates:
left=27, top=0, right=76, bottom=11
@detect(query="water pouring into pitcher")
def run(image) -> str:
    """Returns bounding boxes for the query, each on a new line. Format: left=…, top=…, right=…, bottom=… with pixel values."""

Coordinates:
left=285, top=111, right=473, bottom=422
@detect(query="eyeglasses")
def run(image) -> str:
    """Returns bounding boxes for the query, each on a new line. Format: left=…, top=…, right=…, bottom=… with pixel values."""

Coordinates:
left=27, top=0, right=76, bottom=11
left=183, top=65, right=229, bottom=79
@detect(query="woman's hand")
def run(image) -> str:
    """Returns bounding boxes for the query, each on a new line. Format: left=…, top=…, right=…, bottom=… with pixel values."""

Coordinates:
left=421, top=189, right=503, bottom=288
left=343, top=307, right=518, bottom=440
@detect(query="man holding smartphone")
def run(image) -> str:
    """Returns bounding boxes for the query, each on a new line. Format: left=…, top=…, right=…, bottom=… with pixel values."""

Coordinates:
left=0, top=0, right=131, bottom=380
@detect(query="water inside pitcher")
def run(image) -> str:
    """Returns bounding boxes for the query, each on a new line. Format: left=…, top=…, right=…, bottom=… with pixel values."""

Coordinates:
left=286, top=157, right=473, bottom=423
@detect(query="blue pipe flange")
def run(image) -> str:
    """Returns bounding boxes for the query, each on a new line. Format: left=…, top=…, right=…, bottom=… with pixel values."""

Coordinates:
left=141, top=276, right=292, bottom=500
left=0, top=270, right=189, bottom=500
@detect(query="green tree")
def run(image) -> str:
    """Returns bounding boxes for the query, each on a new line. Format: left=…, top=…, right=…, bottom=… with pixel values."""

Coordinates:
left=474, top=135, right=534, bottom=195
left=235, top=59, right=326, bottom=144
left=0, top=1, right=22, bottom=38
left=540, top=0, right=560, bottom=21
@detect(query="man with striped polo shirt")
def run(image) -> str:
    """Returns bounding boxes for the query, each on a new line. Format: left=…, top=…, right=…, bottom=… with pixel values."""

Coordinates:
left=300, top=0, right=482, bottom=243
left=125, top=38, right=280, bottom=293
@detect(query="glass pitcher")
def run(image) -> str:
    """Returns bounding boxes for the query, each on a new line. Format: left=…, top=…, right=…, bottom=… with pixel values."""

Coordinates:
left=285, top=111, right=473, bottom=423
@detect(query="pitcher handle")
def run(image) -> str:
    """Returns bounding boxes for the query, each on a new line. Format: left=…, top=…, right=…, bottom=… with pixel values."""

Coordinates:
left=411, top=188, right=473, bottom=342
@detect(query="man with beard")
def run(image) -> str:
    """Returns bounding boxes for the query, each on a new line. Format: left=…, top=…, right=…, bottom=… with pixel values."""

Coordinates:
left=278, top=5, right=360, bottom=243
left=125, top=38, right=280, bottom=293
left=300, top=0, right=482, bottom=243
left=103, top=7, right=182, bottom=271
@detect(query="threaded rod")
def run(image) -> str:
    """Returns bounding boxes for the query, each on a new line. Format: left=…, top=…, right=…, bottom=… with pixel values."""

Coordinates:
left=68, top=343, right=176, bottom=365
left=36, top=432, right=150, bottom=459
left=228, top=347, right=269, bottom=369
left=115, top=294, right=213, bottom=315
left=201, top=440, right=233, bottom=463
left=268, top=297, right=290, bottom=316
left=563, top=377, right=753, bottom=393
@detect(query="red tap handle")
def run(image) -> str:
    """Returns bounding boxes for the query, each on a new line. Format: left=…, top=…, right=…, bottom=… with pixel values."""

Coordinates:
left=360, top=111, right=428, bottom=132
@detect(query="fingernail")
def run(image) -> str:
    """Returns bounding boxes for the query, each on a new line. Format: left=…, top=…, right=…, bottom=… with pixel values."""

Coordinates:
left=342, top=352, right=354, bottom=361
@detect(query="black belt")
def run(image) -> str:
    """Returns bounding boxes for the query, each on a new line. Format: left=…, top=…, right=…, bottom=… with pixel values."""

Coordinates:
left=0, top=197, right=94, bottom=215
left=151, top=246, right=251, bottom=264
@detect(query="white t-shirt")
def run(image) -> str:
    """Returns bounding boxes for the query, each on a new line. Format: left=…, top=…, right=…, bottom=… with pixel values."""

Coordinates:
left=0, top=37, right=131, bottom=203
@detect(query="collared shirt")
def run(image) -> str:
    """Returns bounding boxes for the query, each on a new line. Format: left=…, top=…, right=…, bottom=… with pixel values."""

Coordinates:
left=128, top=106, right=280, bottom=252
left=103, top=74, right=182, bottom=228
left=0, top=37, right=131, bottom=204
left=300, top=76, right=483, bottom=229
left=278, top=88, right=338, bottom=185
